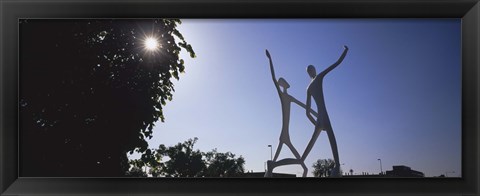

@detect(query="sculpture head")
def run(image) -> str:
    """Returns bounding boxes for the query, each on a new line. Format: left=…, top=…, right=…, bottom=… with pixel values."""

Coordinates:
left=307, top=65, right=317, bottom=79
left=278, top=77, right=290, bottom=91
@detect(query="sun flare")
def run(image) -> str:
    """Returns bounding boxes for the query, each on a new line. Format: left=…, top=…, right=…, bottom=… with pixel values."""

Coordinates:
left=144, top=37, right=159, bottom=51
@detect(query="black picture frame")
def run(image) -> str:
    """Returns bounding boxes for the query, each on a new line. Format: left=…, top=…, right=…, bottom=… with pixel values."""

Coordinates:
left=1, top=0, right=479, bottom=195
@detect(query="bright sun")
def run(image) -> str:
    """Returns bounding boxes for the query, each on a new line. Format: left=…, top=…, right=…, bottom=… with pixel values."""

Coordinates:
left=144, top=37, right=159, bottom=51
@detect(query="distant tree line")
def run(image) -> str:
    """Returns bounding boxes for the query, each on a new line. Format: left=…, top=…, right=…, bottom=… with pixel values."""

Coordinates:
left=126, top=138, right=246, bottom=177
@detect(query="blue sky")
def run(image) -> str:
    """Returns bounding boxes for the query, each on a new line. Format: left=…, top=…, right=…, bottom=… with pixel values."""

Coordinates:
left=132, top=19, right=461, bottom=177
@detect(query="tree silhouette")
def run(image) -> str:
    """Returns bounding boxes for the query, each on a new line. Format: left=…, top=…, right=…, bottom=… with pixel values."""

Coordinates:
left=203, top=148, right=245, bottom=177
left=125, top=167, right=148, bottom=177
left=128, top=138, right=246, bottom=177
left=19, top=19, right=195, bottom=177
left=154, top=138, right=206, bottom=177
left=312, top=159, right=336, bottom=177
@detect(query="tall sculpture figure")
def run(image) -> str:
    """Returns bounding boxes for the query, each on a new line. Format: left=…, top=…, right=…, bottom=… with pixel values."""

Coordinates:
left=303, top=45, right=348, bottom=177
left=263, top=50, right=316, bottom=177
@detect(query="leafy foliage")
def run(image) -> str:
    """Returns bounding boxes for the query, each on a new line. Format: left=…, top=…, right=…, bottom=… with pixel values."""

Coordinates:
left=20, top=19, right=195, bottom=176
left=156, top=138, right=206, bottom=177
left=203, top=149, right=245, bottom=177
left=125, top=163, right=148, bottom=177
left=312, top=159, right=336, bottom=177
left=127, top=138, right=246, bottom=177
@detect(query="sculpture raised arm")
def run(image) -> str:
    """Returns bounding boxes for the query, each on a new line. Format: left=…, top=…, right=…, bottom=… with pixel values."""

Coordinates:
left=265, top=49, right=281, bottom=93
left=322, top=45, right=349, bottom=75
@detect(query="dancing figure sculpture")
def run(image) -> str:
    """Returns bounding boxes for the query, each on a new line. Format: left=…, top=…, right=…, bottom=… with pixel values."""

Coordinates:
left=302, top=45, right=348, bottom=177
left=263, top=50, right=318, bottom=177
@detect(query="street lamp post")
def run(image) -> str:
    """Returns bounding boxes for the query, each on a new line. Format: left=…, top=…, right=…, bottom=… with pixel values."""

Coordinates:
left=268, top=145, right=272, bottom=160
left=377, top=159, right=383, bottom=174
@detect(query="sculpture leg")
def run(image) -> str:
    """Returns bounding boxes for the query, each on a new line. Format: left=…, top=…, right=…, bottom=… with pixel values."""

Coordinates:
left=285, top=141, right=301, bottom=161
left=325, top=124, right=341, bottom=177
left=285, top=141, right=308, bottom=177
left=273, top=142, right=283, bottom=162
left=269, top=158, right=300, bottom=167
left=301, top=126, right=322, bottom=161
left=301, top=162, right=308, bottom=177
left=265, top=142, right=283, bottom=177
left=265, top=158, right=299, bottom=177
left=265, top=160, right=274, bottom=177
